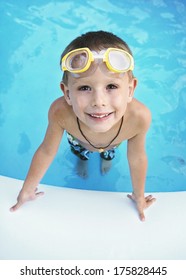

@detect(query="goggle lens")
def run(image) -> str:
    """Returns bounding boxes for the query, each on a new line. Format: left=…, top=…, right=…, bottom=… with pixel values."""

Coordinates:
left=108, top=49, right=131, bottom=71
left=66, top=51, right=88, bottom=71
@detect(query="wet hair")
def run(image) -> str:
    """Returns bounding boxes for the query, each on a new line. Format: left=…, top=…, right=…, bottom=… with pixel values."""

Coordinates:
left=60, top=30, right=134, bottom=84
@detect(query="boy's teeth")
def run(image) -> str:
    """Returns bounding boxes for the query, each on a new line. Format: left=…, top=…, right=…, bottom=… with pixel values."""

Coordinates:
left=91, top=114, right=109, bottom=118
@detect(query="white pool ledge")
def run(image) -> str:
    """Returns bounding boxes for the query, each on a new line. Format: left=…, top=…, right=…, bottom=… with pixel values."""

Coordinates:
left=0, top=175, right=186, bottom=260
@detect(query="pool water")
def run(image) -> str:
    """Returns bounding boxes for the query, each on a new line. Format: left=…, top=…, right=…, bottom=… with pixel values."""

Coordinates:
left=0, top=0, right=186, bottom=192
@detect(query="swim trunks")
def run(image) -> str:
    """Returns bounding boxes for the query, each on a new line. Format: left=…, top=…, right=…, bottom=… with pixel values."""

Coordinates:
left=66, top=132, right=116, bottom=161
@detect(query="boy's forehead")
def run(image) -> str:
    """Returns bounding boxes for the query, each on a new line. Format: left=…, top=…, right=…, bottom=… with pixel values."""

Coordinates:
left=68, top=68, right=128, bottom=85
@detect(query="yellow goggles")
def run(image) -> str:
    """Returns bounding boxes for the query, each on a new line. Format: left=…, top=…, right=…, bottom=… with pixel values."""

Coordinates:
left=61, top=47, right=134, bottom=74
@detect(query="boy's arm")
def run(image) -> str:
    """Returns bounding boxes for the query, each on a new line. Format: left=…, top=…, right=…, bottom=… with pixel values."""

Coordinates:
left=10, top=104, right=64, bottom=211
left=127, top=109, right=156, bottom=221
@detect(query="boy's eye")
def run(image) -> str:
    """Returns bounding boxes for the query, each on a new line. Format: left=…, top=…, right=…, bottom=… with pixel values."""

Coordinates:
left=78, top=85, right=91, bottom=91
left=107, top=84, right=117, bottom=90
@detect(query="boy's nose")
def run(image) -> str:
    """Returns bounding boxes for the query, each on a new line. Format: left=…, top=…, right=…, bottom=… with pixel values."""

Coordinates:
left=91, top=91, right=107, bottom=107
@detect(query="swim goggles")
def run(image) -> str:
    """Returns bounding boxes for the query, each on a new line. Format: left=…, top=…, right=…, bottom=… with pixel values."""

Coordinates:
left=61, top=47, right=134, bottom=74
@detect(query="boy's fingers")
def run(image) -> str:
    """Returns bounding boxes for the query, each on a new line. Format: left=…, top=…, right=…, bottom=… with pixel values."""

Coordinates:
left=10, top=201, right=23, bottom=212
left=10, top=192, right=44, bottom=212
left=146, top=197, right=156, bottom=208
left=139, top=211, right=145, bottom=222
left=127, top=194, right=135, bottom=201
left=35, top=192, right=44, bottom=197
left=145, top=195, right=153, bottom=200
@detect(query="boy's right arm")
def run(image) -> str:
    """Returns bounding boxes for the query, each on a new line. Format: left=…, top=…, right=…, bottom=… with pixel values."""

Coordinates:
left=10, top=104, right=64, bottom=211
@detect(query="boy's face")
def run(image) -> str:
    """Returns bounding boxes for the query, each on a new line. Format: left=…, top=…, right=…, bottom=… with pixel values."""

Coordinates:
left=61, top=66, right=137, bottom=133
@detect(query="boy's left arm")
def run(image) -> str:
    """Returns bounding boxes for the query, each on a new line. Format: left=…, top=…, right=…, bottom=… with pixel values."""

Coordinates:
left=127, top=109, right=156, bottom=221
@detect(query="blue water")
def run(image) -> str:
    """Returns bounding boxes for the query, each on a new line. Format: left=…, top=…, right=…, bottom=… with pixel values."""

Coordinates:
left=0, top=0, right=186, bottom=192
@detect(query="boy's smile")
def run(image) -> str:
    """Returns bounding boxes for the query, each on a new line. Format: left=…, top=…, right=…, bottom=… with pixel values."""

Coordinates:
left=87, top=112, right=113, bottom=121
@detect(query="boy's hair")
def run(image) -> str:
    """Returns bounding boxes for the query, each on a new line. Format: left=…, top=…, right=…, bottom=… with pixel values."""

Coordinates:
left=60, top=30, right=134, bottom=85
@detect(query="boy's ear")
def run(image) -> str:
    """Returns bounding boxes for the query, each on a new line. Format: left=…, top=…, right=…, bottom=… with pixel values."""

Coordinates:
left=128, top=77, right=138, bottom=103
left=60, top=82, right=72, bottom=106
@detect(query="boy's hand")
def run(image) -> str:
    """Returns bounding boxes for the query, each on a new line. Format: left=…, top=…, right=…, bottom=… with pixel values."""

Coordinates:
left=127, top=193, right=156, bottom=221
left=10, top=188, right=44, bottom=212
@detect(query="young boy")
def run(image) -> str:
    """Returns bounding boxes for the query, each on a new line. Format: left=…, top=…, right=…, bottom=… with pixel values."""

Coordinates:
left=10, top=31, right=156, bottom=221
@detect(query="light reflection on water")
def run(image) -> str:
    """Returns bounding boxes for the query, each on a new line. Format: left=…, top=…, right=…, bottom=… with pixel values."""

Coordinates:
left=0, top=0, right=186, bottom=191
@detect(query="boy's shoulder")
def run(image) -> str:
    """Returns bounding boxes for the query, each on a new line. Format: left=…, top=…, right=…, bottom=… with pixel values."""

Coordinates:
left=131, top=98, right=151, bottom=116
left=49, top=96, right=69, bottom=112
left=129, top=98, right=152, bottom=131
left=48, top=96, right=73, bottom=126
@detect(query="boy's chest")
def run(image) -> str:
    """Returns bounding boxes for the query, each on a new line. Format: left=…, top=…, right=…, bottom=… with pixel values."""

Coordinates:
left=63, top=116, right=138, bottom=152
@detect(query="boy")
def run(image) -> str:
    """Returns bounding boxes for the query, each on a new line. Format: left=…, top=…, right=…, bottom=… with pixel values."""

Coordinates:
left=10, top=31, right=156, bottom=221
